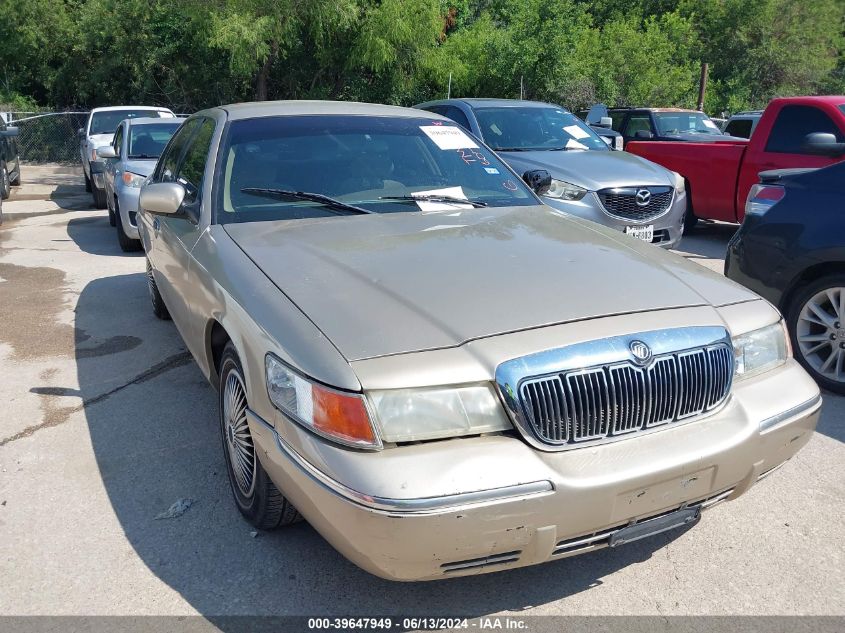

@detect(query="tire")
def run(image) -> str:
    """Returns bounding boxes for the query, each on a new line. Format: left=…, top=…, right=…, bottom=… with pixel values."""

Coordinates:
left=9, top=160, right=20, bottom=187
left=92, top=183, right=107, bottom=209
left=116, top=203, right=142, bottom=252
left=786, top=274, right=845, bottom=395
left=0, top=162, right=9, bottom=200
left=682, top=190, right=698, bottom=233
left=84, top=170, right=91, bottom=193
left=146, top=259, right=171, bottom=320
left=218, top=342, right=301, bottom=530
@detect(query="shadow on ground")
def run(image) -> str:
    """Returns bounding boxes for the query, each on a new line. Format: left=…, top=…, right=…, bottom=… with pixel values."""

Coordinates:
left=675, top=222, right=738, bottom=260
left=74, top=272, right=694, bottom=622
left=67, top=215, right=140, bottom=256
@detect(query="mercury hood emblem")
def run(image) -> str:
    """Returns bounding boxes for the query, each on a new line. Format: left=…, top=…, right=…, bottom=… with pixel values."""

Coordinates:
left=629, top=340, right=652, bottom=365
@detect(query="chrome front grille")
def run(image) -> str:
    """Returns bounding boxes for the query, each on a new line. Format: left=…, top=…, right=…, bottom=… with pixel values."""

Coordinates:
left=517, top=344, right=733, bottom=447
left=597, top=186, right=674, bottom=222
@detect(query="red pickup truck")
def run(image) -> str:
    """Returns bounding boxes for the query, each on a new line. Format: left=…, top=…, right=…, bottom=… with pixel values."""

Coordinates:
left=626, top=96, right=845, bottom=229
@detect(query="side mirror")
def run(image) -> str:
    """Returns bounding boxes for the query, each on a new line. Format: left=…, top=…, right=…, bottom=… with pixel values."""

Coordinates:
left=598, top=116, right=613, bottom=129
left=140, top=182, right=186, bottom=216
left=0, top=126, right=19, bottom=138
left=634, top=130, right=653, bottom=140
left=802, top=132, right=845, bottom=157
left=96, top=145, right=117, bottom=159
left=522, top=169, right=552, bottom=196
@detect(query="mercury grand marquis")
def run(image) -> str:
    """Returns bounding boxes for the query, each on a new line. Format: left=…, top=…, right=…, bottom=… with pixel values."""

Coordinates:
left=137, top=101, right=822, bottom=581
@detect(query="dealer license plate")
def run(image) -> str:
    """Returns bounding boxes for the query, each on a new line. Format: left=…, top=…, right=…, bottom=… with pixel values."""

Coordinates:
left=625, top=225, right=654, bottom=242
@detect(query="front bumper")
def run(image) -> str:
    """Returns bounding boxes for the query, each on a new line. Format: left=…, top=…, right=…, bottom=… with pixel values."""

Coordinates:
left=248, top=358, right=820, bottom=581
left=116, top=183, right=141, bottom=240
left=542, top=189, right=686, bottom=249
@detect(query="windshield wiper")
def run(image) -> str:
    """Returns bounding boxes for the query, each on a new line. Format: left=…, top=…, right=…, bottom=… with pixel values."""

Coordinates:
left=491, top=147, right=535, bottom=152
left=240, top=188, right=373, bottom=215
left=379, top=195, right=488, bottom=208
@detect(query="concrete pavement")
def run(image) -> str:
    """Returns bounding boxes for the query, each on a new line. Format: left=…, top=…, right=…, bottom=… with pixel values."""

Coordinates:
left=0, top=165, right=843, bottom=619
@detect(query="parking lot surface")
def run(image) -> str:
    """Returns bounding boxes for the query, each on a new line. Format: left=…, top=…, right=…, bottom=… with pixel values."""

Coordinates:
left=1, top=165, right=843, bottom=618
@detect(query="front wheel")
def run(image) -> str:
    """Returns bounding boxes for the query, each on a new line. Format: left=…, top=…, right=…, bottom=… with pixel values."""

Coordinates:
left=219, top=342, right=301, bottom=530
left=0, top=163, right=9, bottom=200
left=92, top=183, right=107, bottom=209
left=682, top=195, right=698, bottom=233
left=146, top=259, right=171, bottom=320
left=787, top=275, right=845, bottom=395
left=116, top=203, right=142, bottom=252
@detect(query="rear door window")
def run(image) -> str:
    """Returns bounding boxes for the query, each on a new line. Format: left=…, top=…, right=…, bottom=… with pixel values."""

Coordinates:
left=625, top=114, right=653, bottom=137
left=725, top=119, right=753, bottom=139
left=765, top=105, right=845, bottom=154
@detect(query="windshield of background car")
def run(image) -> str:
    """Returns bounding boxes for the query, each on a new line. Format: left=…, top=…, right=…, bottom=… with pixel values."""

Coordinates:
left=653, top=112, right=722, bottom=135
left=90, top=110, right=171, bottom=135
left=128, top=123, right=182, bottom=159
left=217, top=115, right=540, bottom=223
left=473, top=107, right=608, bottom=151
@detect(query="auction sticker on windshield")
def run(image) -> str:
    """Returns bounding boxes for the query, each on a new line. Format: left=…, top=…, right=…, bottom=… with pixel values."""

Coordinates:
left=625, top=225, right=654, bottom=242
left=420, top=125, right=479, bottom=150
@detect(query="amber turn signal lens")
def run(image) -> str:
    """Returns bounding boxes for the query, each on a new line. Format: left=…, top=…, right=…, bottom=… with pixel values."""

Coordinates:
left=312, top=385, right=375, bottom=445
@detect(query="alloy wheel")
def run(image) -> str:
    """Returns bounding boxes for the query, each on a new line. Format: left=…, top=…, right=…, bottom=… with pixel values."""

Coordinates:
left=222, top=369, right=257, bottom=497
left=796, top=286, right=845, bottom=383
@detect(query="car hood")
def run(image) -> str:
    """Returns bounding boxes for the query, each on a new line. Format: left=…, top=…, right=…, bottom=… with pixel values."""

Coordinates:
left=224, top=206, right=756, bottom=361
left=498, top=149, right=672, bottom=191
left=87, top=133, right=115, bottom=147
left=123, top=159, right=157, bottom=177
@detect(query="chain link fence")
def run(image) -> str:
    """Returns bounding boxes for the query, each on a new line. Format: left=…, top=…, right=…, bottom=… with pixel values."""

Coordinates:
left=4, top=111, right=89, bottom=164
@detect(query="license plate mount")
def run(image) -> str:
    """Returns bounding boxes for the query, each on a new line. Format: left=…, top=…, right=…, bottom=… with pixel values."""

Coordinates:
left=625, top=224, right=654, bottom=242
left=609, top=507, right=700, bottom=548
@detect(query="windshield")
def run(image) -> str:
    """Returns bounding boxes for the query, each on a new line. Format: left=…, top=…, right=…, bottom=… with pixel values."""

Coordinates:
left=473, top=106, right=608, bottom=151
left=90, top=110, right=171, bottom=135
left=217, top=115, right=539, bottom=224
left=653, top=112, right=722, bottom=136
left=128, top=123, right=181, bottom=159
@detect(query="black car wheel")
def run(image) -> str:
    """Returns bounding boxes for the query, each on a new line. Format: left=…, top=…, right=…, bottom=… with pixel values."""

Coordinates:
left=115, top=201, right=142, bottom=252
left=218, top=342, right=301, bottom=530
left=92, top=183, right=107, bottom=209
left=9, top=159, right=20, bottom=186
left=787, top=274, right=845, bottom=395
left=0, top=162, right=9, bottom=200
left=146, top=259, right=171, bottom=320
left=84, top=170, right=92, bottom=193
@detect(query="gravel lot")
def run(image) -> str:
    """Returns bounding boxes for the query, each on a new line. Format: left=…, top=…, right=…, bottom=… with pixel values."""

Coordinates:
left=0, top=164, right=843, bottom=619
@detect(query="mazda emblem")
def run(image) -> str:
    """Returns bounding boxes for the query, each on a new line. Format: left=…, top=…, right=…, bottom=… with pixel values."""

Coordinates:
left=629, top=340, right=652, bottom=365
left=635, top=189, right=651, bottom=206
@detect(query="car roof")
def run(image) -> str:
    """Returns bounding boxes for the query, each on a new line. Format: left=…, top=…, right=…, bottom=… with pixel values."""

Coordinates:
left=126, top=117, right=183, bottom=126
left=607, top=107, right=704, bottom=114
left=418, top=98, right=562, bottom=110
left=91, top=106, right=174, bottom=114
left=216, top=100, right=449, bottom=121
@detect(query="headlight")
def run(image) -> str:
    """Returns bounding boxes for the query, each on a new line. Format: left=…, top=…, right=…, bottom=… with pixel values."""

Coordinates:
left=265, top=354, right=380, bottom=449
left=368, top=383, right=512, bottom=443
left=670, top=171, right=685, bottom=193
left=122, top=171, right=146, bottom=188
left=544, top=179, right=588, bottom=201
left=732, top=321, right=790, bottom=380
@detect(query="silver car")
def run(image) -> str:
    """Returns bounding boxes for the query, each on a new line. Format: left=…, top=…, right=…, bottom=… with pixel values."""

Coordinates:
left=416, top=99, right=687, bottom=248
left=78, top=106, right=175, bottom=209
left=138, top=101, right=820, bottom=581
left=97, top=117, right=183, bottom=251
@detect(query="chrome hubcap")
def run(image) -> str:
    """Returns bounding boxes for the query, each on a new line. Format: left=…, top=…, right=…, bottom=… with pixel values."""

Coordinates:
left=797, top=287, right=845, bottom=382
left=223, top=369, right=256, bottom=497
